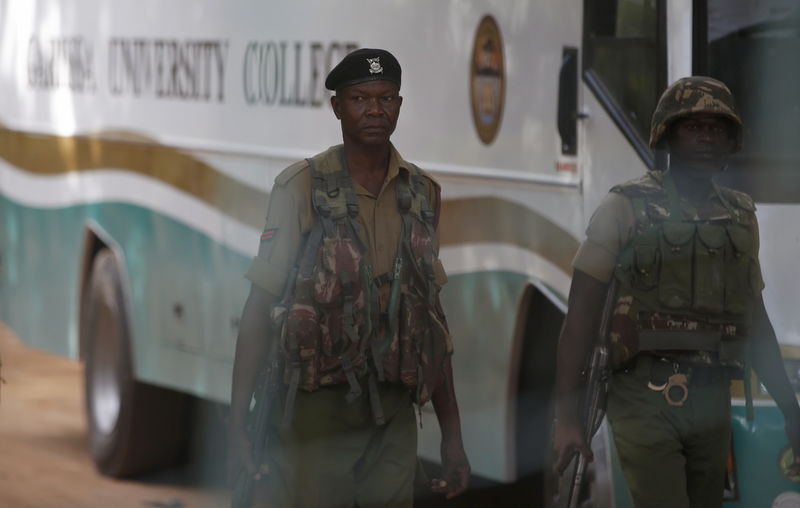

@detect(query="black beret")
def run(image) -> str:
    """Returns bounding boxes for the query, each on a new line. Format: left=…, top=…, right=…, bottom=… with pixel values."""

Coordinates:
left=325, top=48, right=401, bottom=91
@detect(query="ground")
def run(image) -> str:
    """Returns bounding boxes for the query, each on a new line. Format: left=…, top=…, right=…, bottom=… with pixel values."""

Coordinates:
left=0, top=323, right=535, bottom=508
left=0, top=323, right=226, bottom=508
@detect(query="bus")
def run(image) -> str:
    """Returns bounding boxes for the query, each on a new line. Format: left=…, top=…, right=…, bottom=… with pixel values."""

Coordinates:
left=1, top=0, right=799, bottom=505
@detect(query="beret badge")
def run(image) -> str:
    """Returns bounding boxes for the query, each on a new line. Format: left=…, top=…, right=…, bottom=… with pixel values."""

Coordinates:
left=367, top=57, right=383, bottom=75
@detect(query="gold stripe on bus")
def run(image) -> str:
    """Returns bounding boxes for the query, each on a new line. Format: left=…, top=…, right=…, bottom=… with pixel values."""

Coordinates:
left=0, top=127, right=268, bottom=229
left=0, top=127, right=578, bottom=273
left=440, top=197, right=579, bottom=275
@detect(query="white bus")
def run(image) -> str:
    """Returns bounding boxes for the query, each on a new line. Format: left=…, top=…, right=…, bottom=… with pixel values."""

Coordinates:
left=1, top=0, right=799, bottom=505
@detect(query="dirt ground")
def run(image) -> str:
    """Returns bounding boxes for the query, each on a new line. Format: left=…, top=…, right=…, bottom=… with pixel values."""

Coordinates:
left=0, top=323, right=227, bottom=508
left=0, top=323, right=536, bottom=508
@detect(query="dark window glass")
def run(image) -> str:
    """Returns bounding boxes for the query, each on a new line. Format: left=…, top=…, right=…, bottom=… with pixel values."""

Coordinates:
left=708, top=0, right=800, bottom=202
left=583, top=0, right=660, bottom=143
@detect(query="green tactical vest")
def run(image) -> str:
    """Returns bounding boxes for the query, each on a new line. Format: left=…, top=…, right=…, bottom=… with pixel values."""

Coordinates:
left=609, top=171, right=761, bottom=370
left=281, top=146, right=450, bottom=425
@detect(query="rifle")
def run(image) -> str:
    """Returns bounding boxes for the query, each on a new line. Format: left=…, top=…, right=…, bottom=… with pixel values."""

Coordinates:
left=558, top=279, right=618, bottom=508
left=231, top=264, right=299, bottom=508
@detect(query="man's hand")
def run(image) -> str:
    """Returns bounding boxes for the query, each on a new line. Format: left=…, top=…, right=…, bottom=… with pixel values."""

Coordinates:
left=431, top=438, right=470, bottom=499
left=229, top=284, right=275, bottom=486
left=785, top=416, right=800, bottom=478
left=750, top=295, right=800, bottom=477
left=553, top=419, right=593, bottom=475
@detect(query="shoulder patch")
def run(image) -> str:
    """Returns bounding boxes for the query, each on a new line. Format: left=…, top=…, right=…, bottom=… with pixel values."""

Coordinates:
left=275, top=160, right=310, bottom=188
left=718, top=186, right=756, bottom=212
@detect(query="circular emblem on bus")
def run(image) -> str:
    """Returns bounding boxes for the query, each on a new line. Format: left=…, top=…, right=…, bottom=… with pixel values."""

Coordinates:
left=470, top=15, right=505, bottom=145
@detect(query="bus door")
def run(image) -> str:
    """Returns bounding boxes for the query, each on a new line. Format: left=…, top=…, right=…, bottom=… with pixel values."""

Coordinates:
left=570, top=0, right=668, bottom=215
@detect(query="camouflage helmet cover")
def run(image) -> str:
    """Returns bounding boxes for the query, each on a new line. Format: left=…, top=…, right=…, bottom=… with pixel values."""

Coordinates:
left=649, top=76, right=742, bottom=150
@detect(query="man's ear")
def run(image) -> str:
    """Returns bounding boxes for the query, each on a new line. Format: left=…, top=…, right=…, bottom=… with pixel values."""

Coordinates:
left=331, top=94, right=341, bottom=120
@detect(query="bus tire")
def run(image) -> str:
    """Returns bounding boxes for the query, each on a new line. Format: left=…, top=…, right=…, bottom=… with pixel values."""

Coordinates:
left=83, top=249, right=189, bottom=477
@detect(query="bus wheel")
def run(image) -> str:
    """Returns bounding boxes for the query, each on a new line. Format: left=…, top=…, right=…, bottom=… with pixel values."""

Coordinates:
left=83, top=249, right=189, bottom=477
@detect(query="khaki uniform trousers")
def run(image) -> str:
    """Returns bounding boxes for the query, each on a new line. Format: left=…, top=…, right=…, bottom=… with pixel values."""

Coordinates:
left=255, top=382, right=417, bottom=508
left=607, top=356, right=732, bottom=508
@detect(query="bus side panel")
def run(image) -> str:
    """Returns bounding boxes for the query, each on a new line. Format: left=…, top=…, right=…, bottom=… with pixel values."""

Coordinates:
left=0, top=194, right=84, bottom=358
left=83, top=200, right=250, bottom=402
left=0, top=158, right=251, bottom=403
left=419, top=271, right=529, bottom=481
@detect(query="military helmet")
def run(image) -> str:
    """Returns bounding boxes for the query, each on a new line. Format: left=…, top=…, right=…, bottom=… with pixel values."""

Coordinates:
left=649, top=76, right=742, bottom=151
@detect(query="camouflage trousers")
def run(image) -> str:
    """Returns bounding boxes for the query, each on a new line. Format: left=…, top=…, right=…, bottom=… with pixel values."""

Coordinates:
left=607, top=355, right=731, bottom=508
left=254, top=382, right=417, bottom=508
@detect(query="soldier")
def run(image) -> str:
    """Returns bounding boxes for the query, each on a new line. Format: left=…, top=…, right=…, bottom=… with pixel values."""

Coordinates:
left=228, top=48, right=470, bottom=508
left=552, top=76, right=800, bottom=507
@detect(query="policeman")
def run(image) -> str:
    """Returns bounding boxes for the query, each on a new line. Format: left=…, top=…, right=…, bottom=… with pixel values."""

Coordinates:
left=229, top=48, right=470, bottom=508
left=553, top=77, right=800, bottom=507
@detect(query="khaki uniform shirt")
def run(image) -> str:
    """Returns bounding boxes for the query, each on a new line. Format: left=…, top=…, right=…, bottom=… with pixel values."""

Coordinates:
left=246, top=144, right=448, bottom=315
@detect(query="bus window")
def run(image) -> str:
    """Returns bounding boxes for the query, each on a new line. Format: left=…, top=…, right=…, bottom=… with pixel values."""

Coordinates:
left=583, top=0, right=664, bottom=164
left=705, top=0, right=800, bottom=202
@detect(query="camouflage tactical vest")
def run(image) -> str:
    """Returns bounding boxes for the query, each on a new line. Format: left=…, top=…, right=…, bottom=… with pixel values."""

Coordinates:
left=282, top=147, right=450, bottom=423
left=609, top=171, right=761, bottom=370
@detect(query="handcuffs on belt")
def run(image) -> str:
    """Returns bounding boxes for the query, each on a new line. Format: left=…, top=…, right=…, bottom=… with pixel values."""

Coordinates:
left=646, top=358, right=690, bottom=407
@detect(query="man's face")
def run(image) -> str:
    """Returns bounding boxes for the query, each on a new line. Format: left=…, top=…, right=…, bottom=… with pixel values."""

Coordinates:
left=667, top=113, right=737, bottom=169
left=331, top=80, right=402, bottom=146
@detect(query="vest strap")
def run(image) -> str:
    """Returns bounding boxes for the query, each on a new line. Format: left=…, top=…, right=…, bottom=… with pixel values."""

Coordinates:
left=371, top=341, right=386, bottom=382
left=662, top=171, right=684, bottom=222
left=340, top=270, right=359, bottom=343
left=631, top=196, right=648, bottom=232
left=712, top=181, right=741, bottom=223
left=359, top=264, right=375, bottom=345
left=339, top=353, right=363, bottom=403
left=367, top=373, right=386, bottom=425
left=299, top=212, right=325, bottom=279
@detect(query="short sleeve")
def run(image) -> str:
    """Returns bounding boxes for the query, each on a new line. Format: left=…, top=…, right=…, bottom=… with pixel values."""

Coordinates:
left=245, top=183, right=303, bottom=297
left=572, top=192, right=636, bottom=283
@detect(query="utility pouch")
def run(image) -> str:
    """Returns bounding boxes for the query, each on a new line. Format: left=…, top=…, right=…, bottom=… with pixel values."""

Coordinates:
left=313, top=234, right=363, bottom=306
left=629, top=228, right=660, bottom=291
left=395, top=293, right=423, bottom=389
left=658, top=222, right=694, bottom=309
left=693, top=223, right=726, bottom=313
left=318, top=308, right=344, bottom=357
left=724, top=225, right=754, bottom=315
left=285, top=301, right=321, bottom=391
left=392, top=290, right=449, bottom=406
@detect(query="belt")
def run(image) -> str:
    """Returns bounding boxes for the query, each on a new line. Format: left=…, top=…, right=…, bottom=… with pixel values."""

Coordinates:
left=632, top=354, right=730, bottom=387
left=627, top=355, right=730, bottom=407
